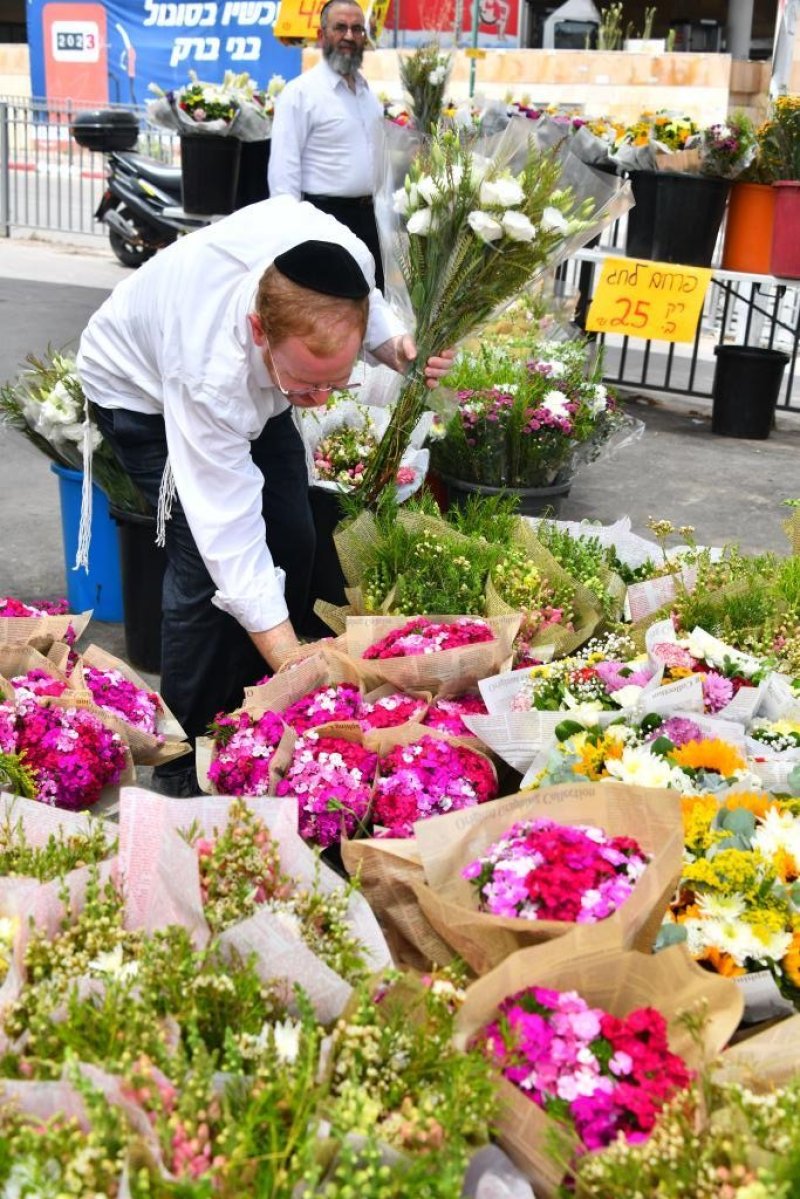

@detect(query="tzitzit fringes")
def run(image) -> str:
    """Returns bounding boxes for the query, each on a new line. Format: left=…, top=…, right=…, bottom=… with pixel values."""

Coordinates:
left=156, top=458, right=177, bottom=547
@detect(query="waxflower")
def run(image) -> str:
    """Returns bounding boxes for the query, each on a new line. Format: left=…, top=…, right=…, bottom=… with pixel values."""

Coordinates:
left=464, top=819, right=649, bottom=922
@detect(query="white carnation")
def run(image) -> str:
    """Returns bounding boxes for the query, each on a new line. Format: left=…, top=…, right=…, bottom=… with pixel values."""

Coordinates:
left=467, top=210, right=503, bottom=242
left=541, top=389, right=570, bottom=416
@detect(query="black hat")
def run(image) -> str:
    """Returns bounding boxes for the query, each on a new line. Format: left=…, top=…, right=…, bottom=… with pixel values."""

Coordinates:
left=273, top=240, right=370, bottom=299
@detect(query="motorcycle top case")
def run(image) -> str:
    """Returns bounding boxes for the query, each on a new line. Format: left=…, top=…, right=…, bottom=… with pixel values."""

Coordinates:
left=71, top=109, right=139, bottom=153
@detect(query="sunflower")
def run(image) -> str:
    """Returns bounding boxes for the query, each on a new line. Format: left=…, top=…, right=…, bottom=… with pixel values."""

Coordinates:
left=700, top=945, right=747, bottom=978
left=723, top=791, right=778, bottom=820
left=783, top=931, right=800, bottom=989
left=671, top=738, right=746, bottom=778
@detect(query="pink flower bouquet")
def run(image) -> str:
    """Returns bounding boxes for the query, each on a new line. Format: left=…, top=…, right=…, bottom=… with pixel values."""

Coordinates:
left=275, top=731, right=378, bottom=848
left=0, top=597, right=90, bottom=648
left=454, top=941, right=744, bottom=1195
left=372, top=734, right=497, bottom=838
left=207, top=709, right=287, bottom=797
left=422, top=693, right=488, bottom=736
left=362, top=617, right=495, bottom=660
left=463, top=819, right=649, bottom=923
left=478, top=985, right=692, bottom=1151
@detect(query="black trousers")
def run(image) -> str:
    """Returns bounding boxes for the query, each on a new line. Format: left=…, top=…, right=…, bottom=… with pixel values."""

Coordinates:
left=302, top=193, right=384, bottom=293
left=93, top=405, right=315, bottom=776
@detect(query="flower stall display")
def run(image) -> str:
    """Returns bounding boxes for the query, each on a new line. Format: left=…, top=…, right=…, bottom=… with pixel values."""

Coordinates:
left=147, top=69, right=285, bottom=138
left=645, top=621, right=769, bottom=721
left=358, top=118, right=629, bottom=505
left=422, top=691, right=488, bottom=735
left=429, top=339, right=625, bottom=495
left=454, top=939, right=742, bottom=1197
left=409, top=782, right=682, bottom=974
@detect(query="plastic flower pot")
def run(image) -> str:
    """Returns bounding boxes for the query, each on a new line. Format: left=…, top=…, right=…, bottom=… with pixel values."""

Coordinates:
left=234, top=139, right=270, bottom=209
left=625, top=171, right=731, bottom=266
left=109, top=505, right=166, bottom=673
left=722, top=182, right=776, bottom=275
left=770, top=181, right=800, bottom=279
left=436, top=472, right=572, bottom=517
left=711, top=345, right=789, bottom=439
left=180, top=134, right=241, bottom=216
left=50, top=463, right=123, bottom=621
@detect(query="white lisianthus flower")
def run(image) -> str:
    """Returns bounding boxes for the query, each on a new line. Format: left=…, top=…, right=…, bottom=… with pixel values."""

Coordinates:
left=407, top=208, right=433, bottom=235
left=541, top=389, right=571, bottom=417
left=428, top=66, right=446, bottom=85
left=612, top=684, right=646, bottom=709
left=41, top=380, right=80, bottom=424
left=587, top=383, right=609, bottom=415
left=392, top=186, right=411, bottom=215
left=470, top=154, right=492, bottom=183
left=479, top=176, right=526, bottom=208
left=416, top=175, right=441, bottom=205
left=467, top=210, right=503, bottom=242
left=501, top=210, right=536, bottom=242
left=541, top=206, right=569, bottom=231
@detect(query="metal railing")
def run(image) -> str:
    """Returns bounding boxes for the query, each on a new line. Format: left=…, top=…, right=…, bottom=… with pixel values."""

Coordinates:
left=0, top=95, right=177, bottom=239
left=2, top=95, right=799, bottom=413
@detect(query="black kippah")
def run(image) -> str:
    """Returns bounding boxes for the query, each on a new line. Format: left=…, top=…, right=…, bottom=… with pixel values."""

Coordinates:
left=274, top=240, right=370, bottom=299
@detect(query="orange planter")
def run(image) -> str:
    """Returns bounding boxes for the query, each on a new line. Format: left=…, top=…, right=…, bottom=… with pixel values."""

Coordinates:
left=721, top=182, right=775, bottom=274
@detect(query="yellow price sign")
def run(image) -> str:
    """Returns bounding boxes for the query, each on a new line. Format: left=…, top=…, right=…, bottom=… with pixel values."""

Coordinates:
left=585, top=258, right=712, bottom=343
left=465, top=47, right=487, bottom=58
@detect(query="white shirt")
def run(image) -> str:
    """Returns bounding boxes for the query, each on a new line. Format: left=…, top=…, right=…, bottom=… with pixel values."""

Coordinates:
left=77, top=195, right=404, bottom=634
left=268, top=59, right=382, bottom=200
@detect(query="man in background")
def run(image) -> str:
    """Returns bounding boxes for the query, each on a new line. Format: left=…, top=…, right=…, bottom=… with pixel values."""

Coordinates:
left=268, top=0, right=385, bottom=289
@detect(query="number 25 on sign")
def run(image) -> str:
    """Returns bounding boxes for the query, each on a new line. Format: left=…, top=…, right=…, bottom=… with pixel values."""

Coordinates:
left=585, top=259, right=712, bottom=343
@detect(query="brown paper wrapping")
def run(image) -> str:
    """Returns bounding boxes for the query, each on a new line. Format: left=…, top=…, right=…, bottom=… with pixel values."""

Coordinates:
left=717, top=1013, right=800, bottom=1089
left=0, top=609, right=91, bottom=647
left=0, top=643, right=75, bottom=691
left=345, top=613, right=521, bottom=697
left=510, top=521, right=603, bottom=658
left=69, top=644, right=189, bottom=766
left=339, top=725, right=497, bottom=970
left=454, top=939, right=744, bottom=1198
left=655, top=148, right=702, bottom=173
left=410, top=782, right=683, bottom=974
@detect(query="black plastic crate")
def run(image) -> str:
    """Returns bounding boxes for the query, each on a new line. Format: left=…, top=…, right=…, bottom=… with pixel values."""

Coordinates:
left=70, top=109, right=139, bottom=153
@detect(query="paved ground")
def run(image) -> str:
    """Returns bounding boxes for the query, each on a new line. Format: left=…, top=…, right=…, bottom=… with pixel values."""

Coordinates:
left=2, top=235, right=800, bottom=688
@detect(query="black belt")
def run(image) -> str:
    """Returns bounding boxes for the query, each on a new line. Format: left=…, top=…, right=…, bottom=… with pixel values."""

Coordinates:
left=304, top=192, right=373, bottom=208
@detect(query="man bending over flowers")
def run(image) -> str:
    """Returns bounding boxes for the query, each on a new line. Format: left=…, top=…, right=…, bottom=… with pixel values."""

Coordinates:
left=77, top=195, right=453, bottom=796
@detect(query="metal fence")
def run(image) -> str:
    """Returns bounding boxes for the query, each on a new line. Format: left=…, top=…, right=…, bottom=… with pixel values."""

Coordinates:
left=2, top=94, right=800, bottom=412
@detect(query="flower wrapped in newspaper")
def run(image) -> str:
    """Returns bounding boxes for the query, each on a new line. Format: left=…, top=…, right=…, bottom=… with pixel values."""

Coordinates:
left=524, top=712, right=759, bottom=794
left=358, top=117, right=630, bottom=504
left=408, top=782, right=682, bottom=974
left=147, top=69, right=285, bottom=139
left=645, top=620, right=769, bottom=721
left=0, top=596, right=90, bottom=650
left=660, top=789, right=800, bottom=1020
left=454, top=938, right=742, bottom=1197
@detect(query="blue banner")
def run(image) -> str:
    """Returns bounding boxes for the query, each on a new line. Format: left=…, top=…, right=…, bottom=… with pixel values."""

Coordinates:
left=28, top=0, right=302, bottom=107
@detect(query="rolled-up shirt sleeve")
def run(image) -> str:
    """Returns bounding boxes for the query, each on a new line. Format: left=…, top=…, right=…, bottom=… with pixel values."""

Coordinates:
left=162, top=375, right=289, bottom=633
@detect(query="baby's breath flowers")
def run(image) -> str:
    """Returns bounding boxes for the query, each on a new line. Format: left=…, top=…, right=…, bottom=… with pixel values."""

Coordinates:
left=0, top=914, right=17, bottom=986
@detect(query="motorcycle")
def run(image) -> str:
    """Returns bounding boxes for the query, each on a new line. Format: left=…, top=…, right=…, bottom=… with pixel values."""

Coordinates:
left=71, top=110, right=209, bottom=268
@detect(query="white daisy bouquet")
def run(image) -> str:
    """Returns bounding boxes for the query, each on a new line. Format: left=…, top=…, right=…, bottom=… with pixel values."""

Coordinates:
left=359, top=119, right=631, bottom=505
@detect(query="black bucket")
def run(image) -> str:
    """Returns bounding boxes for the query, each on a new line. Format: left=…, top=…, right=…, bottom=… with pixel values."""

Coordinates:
left=180, top=135, right=241, bottom=216
left=301, top=486, right=348, bottom=638
left=626, top=172, right=731, bottom=267
left=711, top=345, right=790, bottom=439
left=437, top=473, right=572, bottom=518
left=235, top=139, right=270, bottom=208
left=110, top=507, right=166, bottom=673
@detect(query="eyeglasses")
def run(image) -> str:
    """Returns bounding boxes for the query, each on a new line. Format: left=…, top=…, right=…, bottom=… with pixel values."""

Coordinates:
left=330, top=21, right=366, bottom=35
left=265, top=339, right=364, bottom=400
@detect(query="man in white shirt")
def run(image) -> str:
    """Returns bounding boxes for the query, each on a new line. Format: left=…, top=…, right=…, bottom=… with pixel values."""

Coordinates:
left=77, top=195, right=451, bottom=795
left=268, top=0, right=385, bottom=289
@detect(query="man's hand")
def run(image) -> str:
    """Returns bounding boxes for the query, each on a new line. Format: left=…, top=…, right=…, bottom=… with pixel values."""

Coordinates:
left=250, top=619, right=301, bottom=673
left=373, top=335, right=456, bottom=387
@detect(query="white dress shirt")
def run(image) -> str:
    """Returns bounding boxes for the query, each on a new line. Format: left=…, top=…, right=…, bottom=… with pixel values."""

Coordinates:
left=77, top=195, right=404, bottom=634
left=268, top=59, right=383, bottom=200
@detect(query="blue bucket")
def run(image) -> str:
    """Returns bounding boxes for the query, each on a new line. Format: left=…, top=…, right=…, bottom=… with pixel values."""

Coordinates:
left=51, top=463, right=123, bottom=621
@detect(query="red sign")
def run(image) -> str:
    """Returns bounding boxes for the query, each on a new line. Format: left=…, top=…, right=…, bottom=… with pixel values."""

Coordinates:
left=385, top=0, right=519, bottom=41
